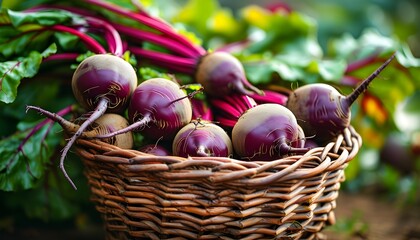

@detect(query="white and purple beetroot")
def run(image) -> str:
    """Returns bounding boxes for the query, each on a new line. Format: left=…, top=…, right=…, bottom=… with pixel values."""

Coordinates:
left=172, top=120, right=233, bottom=158
left=286, top=53, right=395, bottom=143
left=72, top=54, right=137, bottom=113
left=95, top=78, right=192, bottom=141
left=91, top=113, right=133, bottom=149
left=195, top=51, right=263, bottom=97
left=28, top=54, right=137, bottom=189
left=70, top=54, right=136, bottom=179
left=232, top=103, right=308, bottom=161
left=69, top=54, right=137, bottom=152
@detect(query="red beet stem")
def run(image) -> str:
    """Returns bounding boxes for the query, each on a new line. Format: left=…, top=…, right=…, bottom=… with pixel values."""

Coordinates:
left=113, top=23, right=199, bottom=58
left=42, top=53, right=79, bottom=62
left=48, top=25, right=107, bottom=54
left=130, top=46, right=196, bottom=74
left=84, top=0, right=206, bottom=56
left=86, top=17, right=123, bottom=57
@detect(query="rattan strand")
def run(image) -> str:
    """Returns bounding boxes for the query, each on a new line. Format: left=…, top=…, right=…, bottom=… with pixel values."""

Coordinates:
left=75, top=126, right=362, bottom=240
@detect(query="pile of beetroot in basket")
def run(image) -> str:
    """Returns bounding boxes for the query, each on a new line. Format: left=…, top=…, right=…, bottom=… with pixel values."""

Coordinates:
left=15, top=0, right=394, bottom=190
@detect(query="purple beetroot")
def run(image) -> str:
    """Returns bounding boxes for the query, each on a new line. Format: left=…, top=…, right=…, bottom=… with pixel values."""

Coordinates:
left=286, top=53, right=395, bottom=143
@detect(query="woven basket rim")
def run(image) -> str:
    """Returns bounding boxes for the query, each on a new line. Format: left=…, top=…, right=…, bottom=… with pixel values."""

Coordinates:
left=75, top=126, right=362, bottom=187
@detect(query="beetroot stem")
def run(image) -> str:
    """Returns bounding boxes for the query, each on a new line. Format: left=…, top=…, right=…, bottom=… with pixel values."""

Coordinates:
left=130, top=46, right=196, bottom=74
left=42, top=53, right=79, bottom=63
left=86, top=17, right=123, bottom=57
left=249, top=90, right=288, bottom=105
left=113, top=23, right=198, bottom=58
left=49, top=25, right=107, bottom=54
left=345, top=54, right=378, bottom=73
left=216, top=39, right=251, bottom=53
left=346, top=53, right=396, bottom=106
left=210, top=99, right=243, bottom=118
left=33, top=5, right=196, bottom=57
left=83, top=0, right=206, bottom=56
left=215, top=116, right=238, bottom=128
left=225, top=95, right=253, bottom=113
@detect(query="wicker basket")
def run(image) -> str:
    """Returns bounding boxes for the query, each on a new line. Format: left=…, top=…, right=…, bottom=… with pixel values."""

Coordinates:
left=75, top=126, right=362, bottom=240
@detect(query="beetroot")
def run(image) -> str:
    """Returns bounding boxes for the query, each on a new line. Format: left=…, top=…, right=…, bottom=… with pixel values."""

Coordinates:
left=172, top=120, right=233, bottom=158
left=286, top=54, right=395, bottom=143
left=95, top=78, right=192, bottom=141
left=232, top=103, right=308, bottom=161
left=195, top=51, right=262, bottom=97
left=72, top=54, right=137, bottom=113
left=28, top=54, right=137, bottom=189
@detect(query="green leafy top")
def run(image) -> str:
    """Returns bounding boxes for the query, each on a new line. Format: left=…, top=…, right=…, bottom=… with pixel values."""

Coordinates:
left=0, top=9, right=85, bottom=59
left=0, top=44, right=57, bottom=104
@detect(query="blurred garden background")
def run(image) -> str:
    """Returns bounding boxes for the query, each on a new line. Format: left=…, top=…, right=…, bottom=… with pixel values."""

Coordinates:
left=1, top=0, right=420, bottom=239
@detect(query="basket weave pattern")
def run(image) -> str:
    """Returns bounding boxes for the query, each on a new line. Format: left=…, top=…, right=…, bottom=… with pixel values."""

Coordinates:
left=75, top=126, right=362, bottom=240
